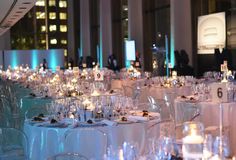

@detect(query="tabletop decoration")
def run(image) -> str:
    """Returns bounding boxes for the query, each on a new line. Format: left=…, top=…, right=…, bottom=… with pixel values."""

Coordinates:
left=182, top=122, right=204, bottom=159
left=221, top=61, right=228, bottom=83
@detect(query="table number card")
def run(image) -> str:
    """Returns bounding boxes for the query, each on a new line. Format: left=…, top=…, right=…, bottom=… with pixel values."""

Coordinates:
left=211, top=82, right=227, bottom=102
left=73, top=67, right=79, bottom=72
left=135, top=62, right=140, bottom=67
left=56, top=66, right=60, bottom=71
left=82, top=63, right=87, bottom=68
left=168, top=63, right=173, bottom=69
left=94, top=70, right=104, bottom=81
left=221, top=64, right=227, bottom=72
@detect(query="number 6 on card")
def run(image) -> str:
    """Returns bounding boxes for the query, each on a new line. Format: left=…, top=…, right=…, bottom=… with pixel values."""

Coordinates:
left=211, top=83, right=227, bottom=103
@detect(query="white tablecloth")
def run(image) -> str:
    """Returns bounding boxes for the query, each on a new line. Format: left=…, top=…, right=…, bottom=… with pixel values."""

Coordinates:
left=175, top=99, right=236, bottom=155
left=111, top=79, right=192, bottom=103
left=24, top=120, right=160, bottom=160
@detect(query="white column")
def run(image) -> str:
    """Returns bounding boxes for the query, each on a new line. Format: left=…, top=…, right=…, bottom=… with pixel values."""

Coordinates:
left=80, top=0, right=91, bottom=58
left=128, top=0, right=144, bottom=67
left=99, top=0, right=112, bottom=68
left=67, top=0, right=76, bottom=60
left=171, top=0, right=192, bottom=65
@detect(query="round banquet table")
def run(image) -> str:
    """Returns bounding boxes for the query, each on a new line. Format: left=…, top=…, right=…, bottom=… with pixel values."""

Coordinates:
left=24, top=119, right=160, bottom=160
left=174, top=98, right=236, bottom=155
left=138, top=85, right=192, bottom=103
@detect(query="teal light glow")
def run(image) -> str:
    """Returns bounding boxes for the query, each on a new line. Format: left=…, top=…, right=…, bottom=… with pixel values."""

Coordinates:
left=31, top=50, right=38, bottom=69
left=125, top=60, right=131, bottom=68
left=99, top=34, right=103, bottom=68
left=96, top=45, right=100, bottom=65
left=11, top=50, right=18, bottom=68
left=170, top=8, right=175, bottom=68
left=49, top=49, right=57, bottom=71
left=170, top=36, right=175, bottom=67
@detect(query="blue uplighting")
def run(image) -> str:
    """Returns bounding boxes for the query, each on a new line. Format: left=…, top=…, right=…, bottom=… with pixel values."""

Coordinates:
left=31, top=50, right=38, bottom=69
left=125, top=60, right=131, bottom=68
left=49, top=49, right=57, bottom=71
left=11, top=50, right=18, bottom=68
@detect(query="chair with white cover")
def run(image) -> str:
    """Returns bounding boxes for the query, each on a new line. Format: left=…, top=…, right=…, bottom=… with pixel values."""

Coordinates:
left=47, top=153, right=88, bottom=160
left=64, top=128, right=107, bottom=160
left=0, top=128, right=29, bottom=160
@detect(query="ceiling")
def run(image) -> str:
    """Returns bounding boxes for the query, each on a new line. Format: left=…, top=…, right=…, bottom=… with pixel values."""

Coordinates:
left=0, top=0, right=36, bottom=36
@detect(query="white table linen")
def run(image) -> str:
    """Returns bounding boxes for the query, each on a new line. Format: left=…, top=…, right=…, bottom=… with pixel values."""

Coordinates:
left=24, top=120, right=160, bottom=160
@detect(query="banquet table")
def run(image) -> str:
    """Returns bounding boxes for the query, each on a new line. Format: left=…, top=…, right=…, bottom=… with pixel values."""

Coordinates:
left=111, top=79, right=192, bottom=103
left=24, top=118, right=161, bottom=160
left=174, top=98, right=236, bottom=155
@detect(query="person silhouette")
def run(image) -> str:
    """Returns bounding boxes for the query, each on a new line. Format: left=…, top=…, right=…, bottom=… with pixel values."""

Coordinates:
left=42, top=58, right=48, bottom=70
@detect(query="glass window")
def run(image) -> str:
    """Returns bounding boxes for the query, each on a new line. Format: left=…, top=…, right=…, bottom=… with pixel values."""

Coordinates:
left=36, top=12, right=45, bottom=19
left=60, top=25, right=67, bottom=32
left=64, top=49, right=67, bottom=56
left=59, top=13, right=67, bottom=20
left=61, top=39, right=67, bottom=44
left=59, top=1, right=67, bottom=8
left=41, top=26, right=46, bottom=32
left=49, top=12, right=56, bottom=20
left=49, top=25, right=57, bottom=32
left=41, top=40, right=46, bottom=44
left=35, top=0, right=45, bottom=6
left=49, top=0, right=56, bottom=6
left=50, top=39, right=57, bottom=44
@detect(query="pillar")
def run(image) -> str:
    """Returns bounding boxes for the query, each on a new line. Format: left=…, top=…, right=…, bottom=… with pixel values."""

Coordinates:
left=0, top=31, right=10, bottom=50
left=99, top=0, right=112, bottom=68
left=67, top=0, right=76, bottom=63
left=171, top=0, right=193, bottom=65
left=80, top=0, right=91, bottom=58
left=128, top=0, right=144, bottom=68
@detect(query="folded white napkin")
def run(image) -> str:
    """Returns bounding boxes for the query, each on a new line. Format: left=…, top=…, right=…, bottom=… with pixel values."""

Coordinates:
left=101, top=119, right=117, bottom=126
left=127, top=115, right=149, bottom=122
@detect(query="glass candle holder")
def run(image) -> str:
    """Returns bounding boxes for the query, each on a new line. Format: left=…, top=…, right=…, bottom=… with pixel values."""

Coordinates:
left=182, top=122, right=204, bottom=160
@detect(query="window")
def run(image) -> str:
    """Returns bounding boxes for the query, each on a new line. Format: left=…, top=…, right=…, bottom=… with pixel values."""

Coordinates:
left=59, top=13, right=67, bottom=20
left=59, top=1, right=67, bottom=8
left=41, top=40, right=46, bottom=44
left=49, top=12, right=56, bottom=20
left=36, top=12, right=45, bottom=19
left=64, top=49, right=67, bottom=56
left=49, top=0, right=56, bottom=6
left=36, top=0, right=45, bottom=6
left=50, top=39, right=57, bottom=44
left=41, top=26, right=46, bottom=32
left=60, top=25, right=67, bottom=32
left=61, top=39, right=67, bottom=44
left=49, top=25, right=57, bottom=32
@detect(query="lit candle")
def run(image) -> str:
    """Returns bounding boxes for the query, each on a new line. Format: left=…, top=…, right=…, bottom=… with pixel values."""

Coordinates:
left=182, top=129, right=204, bottom=159
left=118, top=149, right=124, bottom=160
left=172, top=71, right=177, bottom=79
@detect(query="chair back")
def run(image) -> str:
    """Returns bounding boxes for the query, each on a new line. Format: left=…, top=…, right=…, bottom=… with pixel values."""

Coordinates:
left=64, top=128, right=107, bottom=159
left=47, top=153, right=88, bottom=160
left=0, top=128, right=29, bottom=160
